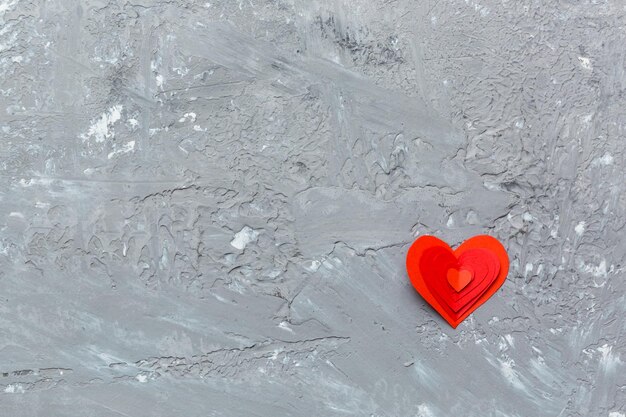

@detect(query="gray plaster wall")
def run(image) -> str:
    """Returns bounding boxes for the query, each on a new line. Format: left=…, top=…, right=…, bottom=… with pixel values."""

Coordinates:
left=0, top=0, right=624, bottom=416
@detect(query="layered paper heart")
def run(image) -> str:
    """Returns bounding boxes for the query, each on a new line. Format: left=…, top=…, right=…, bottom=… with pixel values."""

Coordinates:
left=406, top=235, right=509, bottom=328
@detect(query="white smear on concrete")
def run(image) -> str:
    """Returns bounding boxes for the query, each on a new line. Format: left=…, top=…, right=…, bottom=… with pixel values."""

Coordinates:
left=597, top=344, right=622, bottom=372
left=230, top=226, right=259, bottom=250
left=303, top=260, right=321, bottom=272
left=578, top=258, right=608, bottom=278
left=498, top=358, right=525, bottom=391
left=159, top=245, right=170, bottom=269
left=156, top=74, right=164, bottom=88
left=135, top=374, right=148, bottom=383
left=498, top=338, right=507, bottom=351
left=417, top=403, right=435, bottom=417
left=465, top=0, right=490, bottom=16
left=108, top=140, right=136, bottom=159
left=446, top=215, right=454, bottom=228
left=4, top=383, right=25, bottom=393
left=580, top=113, right=594, bottom=128
left=0, top=18, right=18, bottom=53
left=534, top=264, right=543, bottom=277
left=524, top=263, right=533, bottom=277
left=19, top=177, right=54, bottom=187
left=278, top=321, right=294, bottom=333
left=592, top=153, right=614, bottom=166
left=578, top=56, right=592, bottom=70
left=609, top=412, right=625, bottom=417
left=179, top=112, right=197, bottom=123
left=575, top=221, right=585, bottom=236
left=211, top=292, right=228, bottom=303
left=81, top=105, right=123, bottom=143
left=0, top=0, right=17, bottom=15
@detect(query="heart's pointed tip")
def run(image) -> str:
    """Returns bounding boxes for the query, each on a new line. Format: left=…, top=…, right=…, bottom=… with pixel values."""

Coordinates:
left=444, top=318, right=460, bottom=329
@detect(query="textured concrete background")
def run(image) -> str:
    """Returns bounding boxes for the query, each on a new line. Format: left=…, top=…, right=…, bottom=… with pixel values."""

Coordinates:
left=1, top=0, right=625, bottom=416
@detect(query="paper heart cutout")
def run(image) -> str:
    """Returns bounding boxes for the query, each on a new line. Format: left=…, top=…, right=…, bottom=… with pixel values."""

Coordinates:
left=406, top=235, right=509, bottom=328
left=447, top=268, right=472, bottom=292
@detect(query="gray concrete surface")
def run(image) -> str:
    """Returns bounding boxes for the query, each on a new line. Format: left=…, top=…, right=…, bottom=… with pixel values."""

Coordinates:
left=1, top=0, right=624, bottom=416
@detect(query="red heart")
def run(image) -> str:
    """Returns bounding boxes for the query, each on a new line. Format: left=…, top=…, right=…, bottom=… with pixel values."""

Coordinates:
left=406, top=235, right=509, bottom=328
left=447, top=269, right=472, bottom=292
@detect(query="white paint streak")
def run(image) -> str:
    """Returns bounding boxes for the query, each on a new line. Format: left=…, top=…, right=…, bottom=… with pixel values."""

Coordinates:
left=278, top=321, right=294, bottom=333
left=597, top=344, right=622, bottom=372
left=303, top=259, right=321, bottom=272
left=446, top=215, right=454, bottom=228
left=498, top=358, right=525, bottom=391
left=108, top=140, right=136, bottom=159
left=19, top=177, right=54, bottom=187
left=417, top=403, right=436, bottom=417
left=524, top=262, right=533, bottom=277
left=592, top=153, right=614, bottom=166
left=179, top=112, right=197, bottom=123
left=578, top=258, right=608, bottom=278
left=0, top=0, right=17, bottom=15
left=230, top=226, right=260, bottom=250
left=578, top=56, right=592, bottom=70
left=575, top=221, right=585, bottom=236
left=80, top=105, right=123, bottom=143
left=4, top=383, right=25, bottom=393
left=156, top=74, right=164, bottom=88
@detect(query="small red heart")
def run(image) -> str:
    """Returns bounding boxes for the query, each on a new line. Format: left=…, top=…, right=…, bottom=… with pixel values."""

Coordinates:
left=447, top=268, right=472, bottom=292
left=406, top=235, right=509, bottom=328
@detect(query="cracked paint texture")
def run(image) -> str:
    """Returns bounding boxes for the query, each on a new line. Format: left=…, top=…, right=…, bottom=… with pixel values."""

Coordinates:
left=0, top=0, right=624, bottom=416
